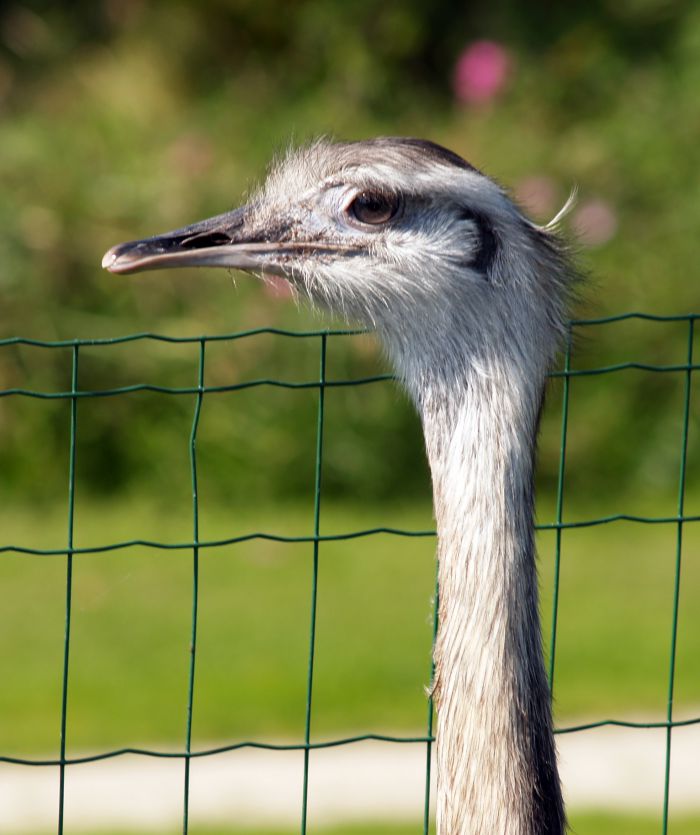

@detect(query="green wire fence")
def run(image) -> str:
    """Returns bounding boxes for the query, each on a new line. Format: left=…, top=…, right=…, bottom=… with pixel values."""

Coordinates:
left=0, top=312, right=698, bottom=834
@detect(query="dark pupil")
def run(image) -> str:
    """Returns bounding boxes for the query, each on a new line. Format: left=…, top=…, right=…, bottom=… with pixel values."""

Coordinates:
left=352, top=191, right=397, bottom=224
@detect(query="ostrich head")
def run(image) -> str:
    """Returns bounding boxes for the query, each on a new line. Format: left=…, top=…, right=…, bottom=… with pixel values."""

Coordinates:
left=103, top=137, right=573, bottom=397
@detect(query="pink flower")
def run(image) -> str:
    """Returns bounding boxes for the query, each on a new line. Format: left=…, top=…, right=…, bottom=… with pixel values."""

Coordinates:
left=515, top=176, right=559, bottom=220
left=572, top=199, right=618, bottom=247
left=453, top=41, right=512, bottom=105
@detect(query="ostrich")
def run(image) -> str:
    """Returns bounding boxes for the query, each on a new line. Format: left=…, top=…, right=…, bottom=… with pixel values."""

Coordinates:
left=103, top=137, right=574, bottom=835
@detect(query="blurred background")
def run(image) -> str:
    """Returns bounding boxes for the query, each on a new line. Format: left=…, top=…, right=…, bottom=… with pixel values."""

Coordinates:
left=0, top=1, right=699, bottom=833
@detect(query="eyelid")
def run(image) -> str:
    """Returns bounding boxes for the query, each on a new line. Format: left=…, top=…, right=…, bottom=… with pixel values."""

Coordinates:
left=341, top=188, right=364, bottom=213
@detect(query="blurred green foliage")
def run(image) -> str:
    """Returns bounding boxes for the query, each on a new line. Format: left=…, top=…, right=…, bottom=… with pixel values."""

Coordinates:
left=0, top=0, right=699, bottom=505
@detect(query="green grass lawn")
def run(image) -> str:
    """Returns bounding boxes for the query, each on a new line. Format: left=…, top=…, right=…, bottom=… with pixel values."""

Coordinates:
left=1, top=494, right=698, bottom=757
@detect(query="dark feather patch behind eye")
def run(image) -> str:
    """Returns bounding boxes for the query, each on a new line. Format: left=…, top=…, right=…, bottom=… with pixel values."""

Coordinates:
left=460, top=208, right=498, bottom=277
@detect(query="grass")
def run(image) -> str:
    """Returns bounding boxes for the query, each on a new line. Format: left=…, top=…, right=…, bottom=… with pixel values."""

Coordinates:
left=566, top=811, right=700, bottom=835
left=0, top=494, right=698, bottom=758
left=24, top=813, right=700, bottom=835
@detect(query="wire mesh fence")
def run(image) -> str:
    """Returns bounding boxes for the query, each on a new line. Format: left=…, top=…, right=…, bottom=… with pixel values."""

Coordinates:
left=0, top=312, right=698, bottom=834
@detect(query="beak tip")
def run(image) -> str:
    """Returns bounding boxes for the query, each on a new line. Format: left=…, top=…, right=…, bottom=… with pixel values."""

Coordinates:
left=101, top=247, right=118, bottom=272
left=102, top=245, right=136, bottom=274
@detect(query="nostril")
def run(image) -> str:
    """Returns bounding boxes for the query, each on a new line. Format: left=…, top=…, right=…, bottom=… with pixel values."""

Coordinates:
left=180, top=231, right=231, bottom=249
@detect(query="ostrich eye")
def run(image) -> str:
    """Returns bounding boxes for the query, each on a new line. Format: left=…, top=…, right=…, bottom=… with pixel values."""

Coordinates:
left=349, top=191, right=400, bottom=225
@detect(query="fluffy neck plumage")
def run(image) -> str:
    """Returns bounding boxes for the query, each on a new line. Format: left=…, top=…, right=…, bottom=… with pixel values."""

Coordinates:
left=406, top=343, right=565, bottom=835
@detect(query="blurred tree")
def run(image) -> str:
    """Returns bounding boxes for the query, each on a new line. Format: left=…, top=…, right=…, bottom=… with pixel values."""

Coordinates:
left=0, top=0, right=698, bottom=505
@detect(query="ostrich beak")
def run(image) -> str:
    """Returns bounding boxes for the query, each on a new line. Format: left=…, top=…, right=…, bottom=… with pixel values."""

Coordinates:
left=102, top=204, right=302, bottom=276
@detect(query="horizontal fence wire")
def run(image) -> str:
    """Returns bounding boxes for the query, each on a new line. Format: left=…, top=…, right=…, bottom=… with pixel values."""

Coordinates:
left=0, top=313, right=698, bottom=835
left=3, top=515, right=700, bottom=557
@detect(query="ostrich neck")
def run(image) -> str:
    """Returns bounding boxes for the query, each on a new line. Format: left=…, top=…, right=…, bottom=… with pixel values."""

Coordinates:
left=417, top=359, right=565, bottom=835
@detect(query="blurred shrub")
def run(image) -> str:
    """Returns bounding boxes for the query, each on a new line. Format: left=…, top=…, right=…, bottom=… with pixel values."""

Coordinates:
left=0, top=0, right=698, bottom=505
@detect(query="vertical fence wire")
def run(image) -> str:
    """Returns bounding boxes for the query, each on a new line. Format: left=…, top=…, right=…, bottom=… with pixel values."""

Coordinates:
left=57, top=344, right=79, bottom=835
left=423, top=569, right=439, bottom=835
left=661, top=318, right=694, bottom=833
left=548, top=326, right=572, bottom=694
left=300, top=333, right=327, bottom=834
left=183, top=340, right=206, bottom=834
